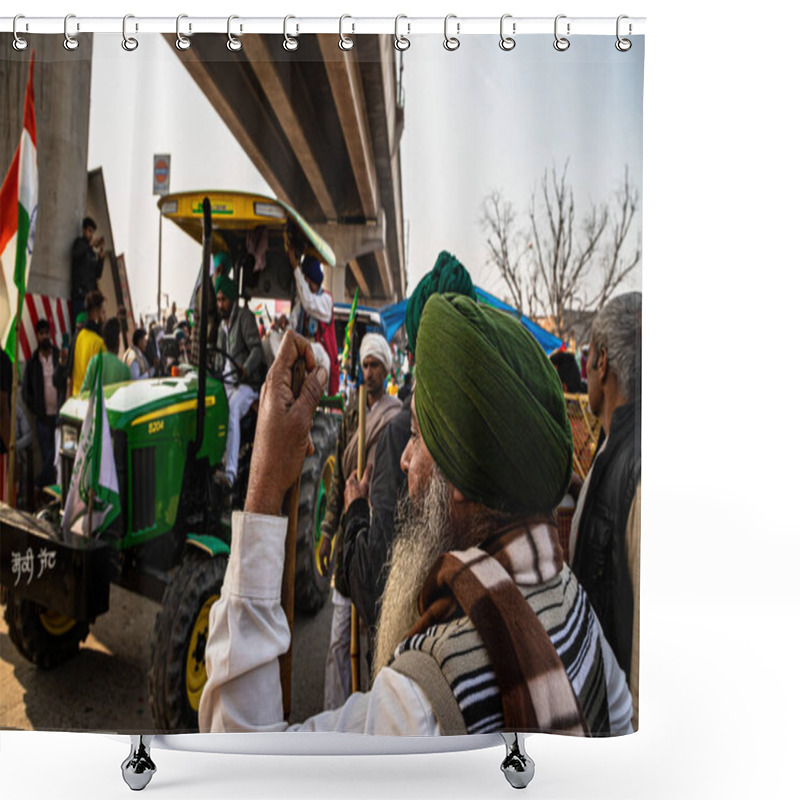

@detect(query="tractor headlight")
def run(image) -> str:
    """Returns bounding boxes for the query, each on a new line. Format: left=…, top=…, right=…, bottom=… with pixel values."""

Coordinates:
left=61, top=424, right=79, bottom=454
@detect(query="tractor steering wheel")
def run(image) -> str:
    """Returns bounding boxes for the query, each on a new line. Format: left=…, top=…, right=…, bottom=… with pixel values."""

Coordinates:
left=208, top=346, right=245, bottom=386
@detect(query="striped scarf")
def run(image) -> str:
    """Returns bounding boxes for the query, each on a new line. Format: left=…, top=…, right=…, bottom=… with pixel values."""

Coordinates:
left=405, top=522, right=589, bottom=735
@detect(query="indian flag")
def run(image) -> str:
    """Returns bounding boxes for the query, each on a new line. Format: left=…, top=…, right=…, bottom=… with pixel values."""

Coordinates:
left=62, top=357, right=121, bottom=537
left=0, top=52, right=38, bottom=363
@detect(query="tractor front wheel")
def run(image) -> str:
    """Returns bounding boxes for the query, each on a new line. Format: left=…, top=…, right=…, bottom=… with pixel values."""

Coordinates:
left=3, top=594, right=90, bottom=669
left=148, top=549, right=228, bottom=731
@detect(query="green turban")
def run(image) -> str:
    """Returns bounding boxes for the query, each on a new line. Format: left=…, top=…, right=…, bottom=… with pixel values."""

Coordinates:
left=405, top=251, right=476, bottom=356
left=214, top=273, right=237, bottom=301
left=415, top=294, right=573, bottom=515
left=214, top=251, right=231, bottom=275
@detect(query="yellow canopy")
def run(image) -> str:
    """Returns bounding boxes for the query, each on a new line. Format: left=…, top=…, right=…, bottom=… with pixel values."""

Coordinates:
left=158, top=191, right=336, bottom=267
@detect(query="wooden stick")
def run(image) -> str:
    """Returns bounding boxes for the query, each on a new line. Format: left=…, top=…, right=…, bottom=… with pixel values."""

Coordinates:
left=278, top=358, right=307, bottom=721
left=350, top=384, right=367, bottom=694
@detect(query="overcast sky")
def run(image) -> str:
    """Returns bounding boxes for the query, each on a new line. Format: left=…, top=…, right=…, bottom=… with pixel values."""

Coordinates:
left=87, top=32, right=643, bottom=315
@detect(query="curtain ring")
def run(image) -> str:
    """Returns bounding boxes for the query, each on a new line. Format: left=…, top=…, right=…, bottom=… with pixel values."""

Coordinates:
left=283, top=15, right=299, bottom=51
left=443, top=14, right=460, bottom=51
left=122, top=14, right=139, bottom=51
left=227, top=15, right=242, bottom=51
left=615, top=15, right=632, bottom=52
left=63, top=14, right=79, bottom=51
left=499, top=14, right=515, bottom=51
left=553, top=14, right=570, bottom=51
left=394, top=15, right=410, bottom=51
left=176, top=14, right=191, bottom=50
left=339, top=14, right=355, bottom=51
left=12, top=15, right=29, bottom=51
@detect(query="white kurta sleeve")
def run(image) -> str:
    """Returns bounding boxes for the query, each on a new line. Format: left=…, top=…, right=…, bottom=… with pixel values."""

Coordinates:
left=293, top=267, right=333, bottom=323
left=199, top=511, right=440, bottom=735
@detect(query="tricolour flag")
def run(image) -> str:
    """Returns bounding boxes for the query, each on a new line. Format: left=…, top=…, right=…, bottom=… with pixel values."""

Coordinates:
left=0, top=52, right=38, bottom=363
left=62, top=357, right=121, bottom=537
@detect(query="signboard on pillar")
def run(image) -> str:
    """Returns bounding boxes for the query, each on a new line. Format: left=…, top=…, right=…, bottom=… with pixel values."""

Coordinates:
left=153, top=154, right=171, bottom=196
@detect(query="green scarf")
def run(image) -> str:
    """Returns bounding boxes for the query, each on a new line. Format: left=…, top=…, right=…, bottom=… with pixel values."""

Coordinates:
left=415, top=294, right=572, bottom=514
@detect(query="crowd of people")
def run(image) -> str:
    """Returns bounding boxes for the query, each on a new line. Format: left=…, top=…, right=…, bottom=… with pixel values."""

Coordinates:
left=13, top=215, right=642, bottom=739
left=198, top=249, right=642, bottom=738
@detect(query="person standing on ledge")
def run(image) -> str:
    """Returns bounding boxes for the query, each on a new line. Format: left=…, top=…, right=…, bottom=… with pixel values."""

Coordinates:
left=70, top=216, right=105, bottom=325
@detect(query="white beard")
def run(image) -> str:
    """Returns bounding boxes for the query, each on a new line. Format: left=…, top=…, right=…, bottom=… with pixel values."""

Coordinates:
left=372, top=464, right=456, bottom=675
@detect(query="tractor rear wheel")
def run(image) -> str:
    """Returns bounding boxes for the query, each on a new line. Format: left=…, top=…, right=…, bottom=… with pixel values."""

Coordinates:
left=294, top=412, right=340, bottom=614
left=4, top=594, right=90, bottom=669
left=148, top=549, right=228, bottom=731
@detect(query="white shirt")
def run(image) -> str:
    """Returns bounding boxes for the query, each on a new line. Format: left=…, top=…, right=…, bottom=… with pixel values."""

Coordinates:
left=289, top=267, right=333, bottom=333
left=199, top=512, right=633, bottom=736
left=199, top=511, right=440, bottom=734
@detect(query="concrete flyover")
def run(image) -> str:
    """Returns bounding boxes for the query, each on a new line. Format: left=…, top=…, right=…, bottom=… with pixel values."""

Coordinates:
left=169, top=33, right=407, bottom=304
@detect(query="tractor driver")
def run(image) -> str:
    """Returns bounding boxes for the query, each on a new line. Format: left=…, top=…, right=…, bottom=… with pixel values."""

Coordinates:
left=213, top=272, right=266, bottom=490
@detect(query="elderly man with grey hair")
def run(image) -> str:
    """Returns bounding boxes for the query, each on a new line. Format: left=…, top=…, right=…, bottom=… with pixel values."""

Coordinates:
left=569, top=291, right=642, bottom=730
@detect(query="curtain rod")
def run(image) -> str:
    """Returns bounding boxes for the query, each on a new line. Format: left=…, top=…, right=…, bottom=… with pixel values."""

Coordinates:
left=1, top=16, right=646, bottom=37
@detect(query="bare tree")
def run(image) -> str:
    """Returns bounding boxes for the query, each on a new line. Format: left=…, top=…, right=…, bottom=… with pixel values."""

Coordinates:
left=481, top=161, right=640, bottom=339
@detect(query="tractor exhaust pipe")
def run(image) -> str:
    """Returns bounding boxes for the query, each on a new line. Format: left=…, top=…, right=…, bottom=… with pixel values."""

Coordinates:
left=195, top=197, right=212, bottom=454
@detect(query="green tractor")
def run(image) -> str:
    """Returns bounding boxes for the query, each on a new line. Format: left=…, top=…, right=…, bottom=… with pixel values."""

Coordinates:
left=0, top=193, right=344, bottom=731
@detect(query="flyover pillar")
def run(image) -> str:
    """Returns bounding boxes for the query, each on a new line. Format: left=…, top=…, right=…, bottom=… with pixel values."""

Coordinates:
left=1, top=35, right=93, bottom=301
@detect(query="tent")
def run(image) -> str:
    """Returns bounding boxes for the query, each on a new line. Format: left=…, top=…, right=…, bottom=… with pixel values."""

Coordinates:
left=379, top=287, right=563, bottom=353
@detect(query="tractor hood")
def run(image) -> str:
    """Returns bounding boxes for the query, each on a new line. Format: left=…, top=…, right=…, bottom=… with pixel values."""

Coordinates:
left=60, top=372, right=224, bottom=432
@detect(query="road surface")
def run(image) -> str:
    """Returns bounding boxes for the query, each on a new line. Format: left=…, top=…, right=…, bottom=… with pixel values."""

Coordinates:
left=0, top=583, right=334, bottom=731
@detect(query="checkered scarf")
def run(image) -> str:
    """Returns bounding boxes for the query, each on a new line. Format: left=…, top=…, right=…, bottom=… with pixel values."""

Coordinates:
left=406, top=522, right=590, bottom=735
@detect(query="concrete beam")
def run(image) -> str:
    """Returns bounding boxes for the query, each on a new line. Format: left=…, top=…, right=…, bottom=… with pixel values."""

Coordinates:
left=347, top=259, right=370, bottom=298
left=244, top=36, right=338, bottom=222
left=317, top=36, right=379, bottom=220
left=170, top=40, right=291, bottom=204
left=317, top=216, right=385, bottom=266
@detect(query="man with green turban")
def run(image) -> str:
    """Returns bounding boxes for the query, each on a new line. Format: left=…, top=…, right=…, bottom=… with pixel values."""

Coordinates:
left=340, top=250, right=476, bottom=673
left=200, top=299, right=632, bottom=744
left=404, top=250, right=476, bottom=356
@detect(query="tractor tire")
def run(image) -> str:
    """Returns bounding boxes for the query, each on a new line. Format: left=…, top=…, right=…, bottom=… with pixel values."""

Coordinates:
left=148, top=549, right=228, bottom=732
left=3, top=594, right=90, bottom=669
left=294, top=412, right=340, bottom=615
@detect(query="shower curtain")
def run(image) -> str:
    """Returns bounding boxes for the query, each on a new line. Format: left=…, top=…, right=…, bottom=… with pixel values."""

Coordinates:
left=0, top=20, right=643, bottom=742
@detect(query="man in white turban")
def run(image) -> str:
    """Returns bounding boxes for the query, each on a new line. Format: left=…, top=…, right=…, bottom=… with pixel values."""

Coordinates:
left=318, top=331, right=401, bottom=709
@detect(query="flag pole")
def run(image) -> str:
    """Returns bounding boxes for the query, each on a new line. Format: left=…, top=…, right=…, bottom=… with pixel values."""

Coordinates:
left=5, top=291, right=25, bottom=506
left=350, top=383, right=367, bottom=694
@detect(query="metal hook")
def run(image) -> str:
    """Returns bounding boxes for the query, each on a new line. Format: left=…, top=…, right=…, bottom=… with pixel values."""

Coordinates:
left=227, top=15, right=242, bottom=51
left=554, top=14, right=570, bottom=51
left=122, top=14, right=139, bottom=51
left=176, top=14, right=191, bottom=50
left=394, top=15, right=410, bottom=51
left=443, top=14, right=460, bottom=51
left=283, top=15, right=299, bottom=52
left=12, top=15, right=28, bottom=51
left=615, top=15, right=632, bottom=52
left=339, top=14, right=355, bottom=51
left=499, top=14, right=516, bottom=51
left=63, top=14, right=79, bottom=51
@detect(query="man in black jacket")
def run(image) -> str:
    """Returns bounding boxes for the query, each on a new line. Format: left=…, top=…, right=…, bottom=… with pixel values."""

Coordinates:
left=71, top=216, right=105, bottom=324
left=22, top=319, right=68, bottom=488
left=569, top=291, right=642, bottom=729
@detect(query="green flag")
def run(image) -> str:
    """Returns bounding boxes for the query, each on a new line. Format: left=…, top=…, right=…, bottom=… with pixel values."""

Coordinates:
left=62, top=357, right=121, bottom=537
